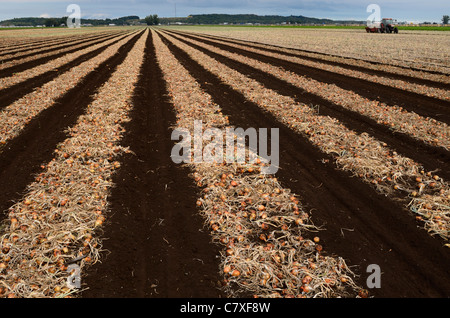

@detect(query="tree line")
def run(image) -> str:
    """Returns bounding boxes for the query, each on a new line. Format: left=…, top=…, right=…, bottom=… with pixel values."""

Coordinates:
left=0, top=14, right=363, bottom=27
left=158, top=14, right=363, bottom=25
left=0, top=15, right=142, bottom=27
left=1, top=14, right=448, bottom=27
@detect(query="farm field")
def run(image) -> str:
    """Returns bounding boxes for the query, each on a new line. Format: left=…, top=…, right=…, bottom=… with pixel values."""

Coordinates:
left=0, top=25, right=449, bottom=299
left=167, top=26, right=450, bottom=73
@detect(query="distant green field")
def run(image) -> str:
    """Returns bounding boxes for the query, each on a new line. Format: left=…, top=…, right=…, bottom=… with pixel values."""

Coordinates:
left=0, top=27, right=45, bottom=31
left=397, top=26, right=450, bottom=31
left=234, top=25, right=366, bottom=29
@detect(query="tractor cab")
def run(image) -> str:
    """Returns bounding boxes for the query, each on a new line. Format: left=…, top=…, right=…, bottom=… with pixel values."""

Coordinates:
left=366, top=18, right=398, bottom=33
left=380, top=18, right=398, bottom=33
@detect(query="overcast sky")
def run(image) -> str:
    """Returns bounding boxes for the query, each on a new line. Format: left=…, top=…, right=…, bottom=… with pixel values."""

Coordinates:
left=0, top=0, right=448, bottom=22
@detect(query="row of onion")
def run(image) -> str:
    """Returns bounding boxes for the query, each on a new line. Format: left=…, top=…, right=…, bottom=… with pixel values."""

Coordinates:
left=167, top=31, right=450, bottom=151
left=0, top=29, right=148, bottom=298
left=178, top=30, right=449, bottom=85
left=152, top=29, right=365, bottom=298
left=0, top=31, right=140, bottom=147
left=180, top=31, right=449, bottom=101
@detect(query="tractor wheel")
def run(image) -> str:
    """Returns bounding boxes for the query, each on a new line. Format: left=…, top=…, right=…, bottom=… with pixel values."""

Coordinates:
left=394, top=27, right=398, bottom=33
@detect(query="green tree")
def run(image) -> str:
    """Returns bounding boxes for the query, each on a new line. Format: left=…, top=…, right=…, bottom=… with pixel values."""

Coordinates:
left=152, top=14, right=160, bottom=25
left=44, top=18, right=57, bottom=27
left=443, top=15, right=449, bottom=25
left=60, top=16, right=68, bottom=27
left=144, top=15, right=152, bottom=25
left=145, top=14, right=159, bottom=25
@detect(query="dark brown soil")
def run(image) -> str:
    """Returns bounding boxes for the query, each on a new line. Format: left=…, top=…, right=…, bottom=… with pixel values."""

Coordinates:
left=156, top=29, right=450, bottom=298
left=81, top=31, right=225, bottom=298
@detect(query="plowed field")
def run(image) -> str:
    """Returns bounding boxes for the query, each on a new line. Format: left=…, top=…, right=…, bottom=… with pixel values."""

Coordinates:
left=0, top=26, right=449, bottom=299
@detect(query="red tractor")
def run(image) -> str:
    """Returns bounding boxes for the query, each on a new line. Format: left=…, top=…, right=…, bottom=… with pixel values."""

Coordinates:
left=366, top=18, right=399, bottom=33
